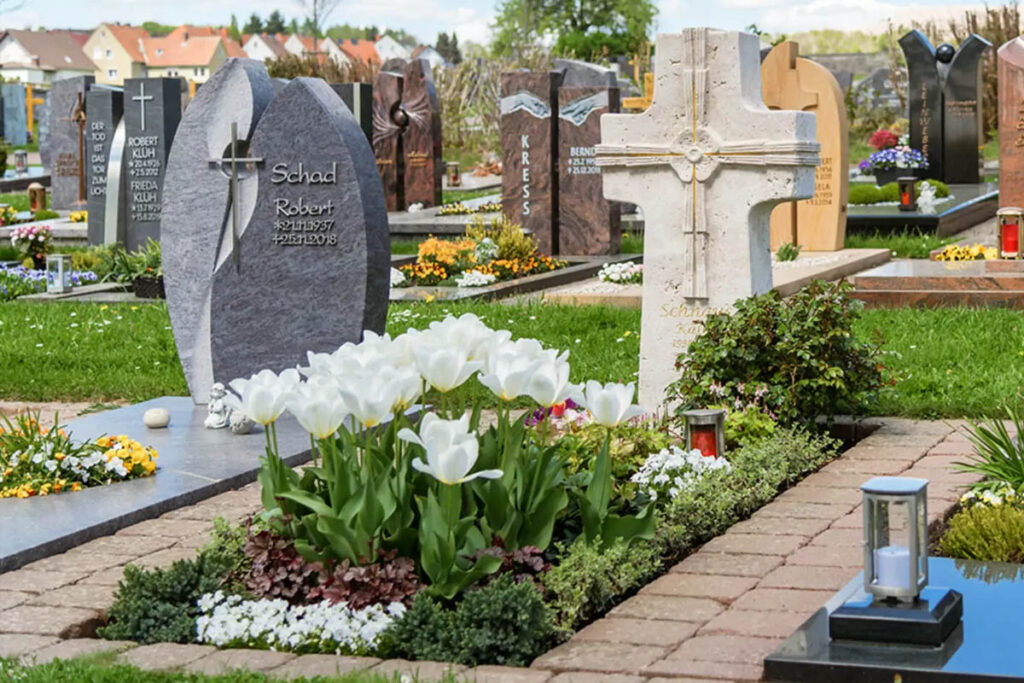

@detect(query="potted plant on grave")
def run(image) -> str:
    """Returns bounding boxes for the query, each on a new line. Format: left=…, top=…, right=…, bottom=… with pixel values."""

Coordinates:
left=10, top=224, right=52, bottom=270
left=104, top=239, right=164, bottom=299
left=859, top=131, right=928, bottom=185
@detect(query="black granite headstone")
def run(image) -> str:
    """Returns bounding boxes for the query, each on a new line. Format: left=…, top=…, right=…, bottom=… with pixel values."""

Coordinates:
left=124, top=78, right=181, bottom=250
left=85, top=87, right=124, bottom=245
left=330, top=83, right=372, bottom=143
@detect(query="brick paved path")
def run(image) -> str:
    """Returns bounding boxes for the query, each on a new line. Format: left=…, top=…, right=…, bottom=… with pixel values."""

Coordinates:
left=0, top=419, right=980, bottom=682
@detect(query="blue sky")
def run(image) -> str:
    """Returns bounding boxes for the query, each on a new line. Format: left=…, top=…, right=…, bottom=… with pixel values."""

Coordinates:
left=8, top=0, right=982, bottom=46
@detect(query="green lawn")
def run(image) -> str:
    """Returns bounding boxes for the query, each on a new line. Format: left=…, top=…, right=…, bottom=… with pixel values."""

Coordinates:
left=1, top=300, right=1019, bottom=419
left=440, top=187, right=498, bottom=205
left=849, top=138, right=873, bottom=166
left=845, top=229, right=957, bottom=258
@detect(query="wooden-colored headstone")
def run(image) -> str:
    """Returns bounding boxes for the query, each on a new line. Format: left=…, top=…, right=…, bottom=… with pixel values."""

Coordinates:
left=761, top=41, right=848, bottom=251
left=999, top=37, right=1024, bottom=208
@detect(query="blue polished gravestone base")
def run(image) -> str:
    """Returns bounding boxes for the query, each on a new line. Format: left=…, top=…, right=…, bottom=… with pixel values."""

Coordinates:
left=764, top=557, right=1024, bottom=682
left=0, top=397, right=315, bottom=572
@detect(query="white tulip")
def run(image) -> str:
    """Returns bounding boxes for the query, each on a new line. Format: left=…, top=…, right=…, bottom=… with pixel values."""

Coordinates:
left=582, top=380, right=644, bottom=428
left=287, top=380, right=349, bottom=439
left=478, top=340, right=543, bottom=402
left=398, top=413, right=501, bottom=485
left=526, top=354, right=581, bottom=407
left=381, top=364, right=424, bottom=412
left=224, top=368, right=301, bottom=425
left=336, top=369, right=400, bottom=428
left=414, top=346, right=482, bottom=393
left=427, top=313, right=503, bottom=361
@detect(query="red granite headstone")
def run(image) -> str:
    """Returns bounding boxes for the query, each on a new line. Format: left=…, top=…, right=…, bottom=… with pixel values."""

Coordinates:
left=372, top=68, right=404, bottom=211
left=557, top=86, right=620, bottom=255
left=500, top=71, right=562, bottom=256
left=401, top=59, right=442, bottom=208
left=999, top=37, right=1024, bottom=208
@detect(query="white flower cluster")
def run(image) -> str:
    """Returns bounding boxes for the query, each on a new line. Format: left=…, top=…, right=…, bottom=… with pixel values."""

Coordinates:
left=195, top=591, right=405, bottom=655
left=455, top=269, right=497, bottom=287
left=961, top=483, right=1018, bottom=509
left=630, top=446, right=732, bottom=502
left=389, top=267, right=406, bottom=287
left=598, top=262, right=642, bottom=285
left=474, top=237, right=498, bottom=263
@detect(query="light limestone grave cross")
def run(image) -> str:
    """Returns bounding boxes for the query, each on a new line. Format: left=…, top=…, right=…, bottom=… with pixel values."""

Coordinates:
left=596, top=28, right=821, bottom=409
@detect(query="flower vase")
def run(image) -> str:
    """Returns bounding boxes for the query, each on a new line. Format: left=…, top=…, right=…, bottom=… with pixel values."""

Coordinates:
left=875, top=168, right=922, bottom=187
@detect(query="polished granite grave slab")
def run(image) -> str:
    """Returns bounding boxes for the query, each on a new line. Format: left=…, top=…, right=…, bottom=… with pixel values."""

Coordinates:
left=0, top=397, right=315, bottom=572
left=764, top=557, right=1024, bottom=682
left=851, top=259, right=1024, bottom=308
left=847, top=183, right=998, bottom=237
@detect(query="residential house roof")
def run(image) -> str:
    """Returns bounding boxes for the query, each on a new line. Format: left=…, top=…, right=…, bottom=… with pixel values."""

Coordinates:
left=1, top=29, right=95, bottom=71
left=141, top=34, right=222, bottom=67
left=337, top=38, right=379, bottom=64
left=103, top=23, right=149, bottom=62
left=242, top=33, right=289, bottom=58
left=218, top=29, right=246, bottom=58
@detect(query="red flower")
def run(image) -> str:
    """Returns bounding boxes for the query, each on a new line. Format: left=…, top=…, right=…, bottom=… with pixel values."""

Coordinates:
left=869, top=129, right=899, bottom=150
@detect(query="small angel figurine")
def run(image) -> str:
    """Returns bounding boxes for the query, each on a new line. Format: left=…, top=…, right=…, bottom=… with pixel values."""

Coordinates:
left=204, top=382, right=231, bottom=429
left=918, top=181, right=938, bottom=215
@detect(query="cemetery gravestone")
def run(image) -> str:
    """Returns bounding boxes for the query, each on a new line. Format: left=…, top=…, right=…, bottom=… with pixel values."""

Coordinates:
left=124, top=78, right=182, bottom=250
left=400, top=59, right=442, bottom=208
left=85, top=87, right=124, bottom=245
left=373, top=66, right=404, bottom=211
left=331, top=83, right=373, bottom=142
left=36, top=95, right=50, bottom=167
left=2, top=83, right=27, bottom=147
left=596, top=28, right=819, bottom=408
left=999, top=37, right=1024, bottom=208
left=762, top=41, right=848, bottom=251
left=47, top=75, right=94, bottom=210
left=558, top=85, right=621, bottom=254
left=501, top=70, right=563, bottom=256
left=554, top=58, right=617, bottom=87
left=103, top=117, right=128, bottom=245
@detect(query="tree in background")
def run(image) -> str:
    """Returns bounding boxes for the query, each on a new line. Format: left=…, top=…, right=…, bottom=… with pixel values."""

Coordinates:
left=436, top=32, right=463, bottom=64
left=288, top=18, right=300, bottom=34
left=243, top=13, right=264, bottom=35
left=141, top=21, right=176, bottom=37
left=265, top=10, right=288, bottom=34
left=227, top=14, right=242, bottom=43
left=491, top=0, right=545, bottom=57
left=295, top=0, right=342, bottom=53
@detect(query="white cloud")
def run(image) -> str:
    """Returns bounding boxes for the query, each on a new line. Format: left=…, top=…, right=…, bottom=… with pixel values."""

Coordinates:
left=759, top=0, right=979, bottom=33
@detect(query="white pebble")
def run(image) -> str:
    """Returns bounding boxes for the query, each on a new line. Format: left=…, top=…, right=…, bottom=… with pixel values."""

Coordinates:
left=143, top=408, right=170, bottom=429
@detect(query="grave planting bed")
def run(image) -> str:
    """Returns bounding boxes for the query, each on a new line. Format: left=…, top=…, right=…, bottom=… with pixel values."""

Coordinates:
left=846, top=183, right=999, bottom=238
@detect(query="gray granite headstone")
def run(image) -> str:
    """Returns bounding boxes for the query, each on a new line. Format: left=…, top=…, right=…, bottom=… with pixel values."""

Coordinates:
left=554, top=58, right=617, bottom=87
left=2, top=83, right=27, bottom=146
left=36, top=95, right=50, bottom=166
left=123, top=78, right=181, bottom=250
left=209, top=77, right=389, bottom=392
left=46, top=75, right=94, bottom=209
left=163, top=59, right=275, bottom=402
left=330, top=82, right=372, bottom=142
left=85, top=87, right=123, bottom=245
left=272, top=78, right=290, bottom=95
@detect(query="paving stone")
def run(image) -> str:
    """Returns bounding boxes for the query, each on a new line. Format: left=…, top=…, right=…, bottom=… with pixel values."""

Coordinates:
left=646, top=678, right=730, bottom=683
left=608, top=595, right=724, bottom=622
left=809, top=527, right=864, bottom=547
left=184, top=648, right=295, bottom=675
left=639, top=573, right=757, bottom=602
left=818, top=459, right=908, bottom=475
left=700, top=533, right=806, bottom=556
left=0, top=606, right=104, bottom=638
left=0, top=633, right=59, bottom=657
left=28, top=583, right=116, bottom=612
left=730, top=588, right=833, bottom=612
left=267, top=654, right=380, bottom=679
left=65, top=535, right=176, bottom=558
left=752, top=502, right=854, bottom=520
left=78, top=570, right=126, bottom=586
left=667, top=634, right=783, bottom=664
left=698, top=607, right=812, bottom=638
left=548, top=674, right=644, bottom=683
left=118, top=643, right=217, bottom=672
left=370, top=659, right=467, bottom=681
left=671, top=552, right=783, bottom=578
left=0, top=591, right=32, bottom=610
left=174, top=533, right=214, bottom=550
left=470, top=665, right=553, bottom=682
left=22, top=638, right=136, bottom=665
left=800, top=471, right=882, bottom=490
left=840, top=446, right=925, bottom=462
left=786, top=544, right=864, bottom=568
left=775, top=486, right=863, bottom=505
left=532, top=641, right=666, bottom=674
left=830, top=510, right=864, bottom=529
left=926, top=441, right=978, bottom=456
left=573, top=618, right=698, bottom=647
left=22, top=553, right=136, bottom=574
left=0, top=569, right=91, bottom=594
left=130, top=547, right=199, bottom=570
left=760, top=565, right=855, bottom=591
left=727, top=516, right=831, bottom=537
left=643, top=657, right=763, bottom=680
left=117, top=519, right=214, bottom=538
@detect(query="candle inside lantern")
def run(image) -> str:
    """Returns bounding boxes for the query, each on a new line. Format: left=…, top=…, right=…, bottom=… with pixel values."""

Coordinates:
left=874, top=545, right=912, bottom=590
left=1002, top=220, right=1020, bottom=256
left=690, top=425, right=718, bottom=458
left=900, top=191, right=910, bottom=205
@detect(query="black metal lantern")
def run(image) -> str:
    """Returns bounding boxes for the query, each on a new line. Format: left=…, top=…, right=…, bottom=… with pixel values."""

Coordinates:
left=997, top=207, right=1024, bottom=259
left=447, top=161, right=461, bottom=187
left=897, top=177, right=917, bottom=212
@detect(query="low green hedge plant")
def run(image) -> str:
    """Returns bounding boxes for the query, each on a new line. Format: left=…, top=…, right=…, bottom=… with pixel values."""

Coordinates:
left=939, top=505, right=1024, bottom=563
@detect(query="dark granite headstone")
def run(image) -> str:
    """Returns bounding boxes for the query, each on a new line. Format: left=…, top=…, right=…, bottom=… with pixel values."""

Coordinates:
left=272, top=78, right=290, bottom=95
left=557, top=86, right=620, bottom=255
left=163, top=59, right=275, bottom=401
left=330, top=82, right=372, bottom=142
left=372, top=68, right=404, bottom=211
left=400, top=59, right=442, bottom=208
left=900, top=30, right=991, bottom=184
left=46, top=75, right=94, bottom=210
left=2, top=83, right=27, bottom=146
left=210, top=77, right=389, bottom=386
left=554, top=58, right=617, bottom=87
left=124, top=78, right=182, bottom=250
left=500, top=70, right=562, bottom=255
left=85, top=87, right=124, bottom=245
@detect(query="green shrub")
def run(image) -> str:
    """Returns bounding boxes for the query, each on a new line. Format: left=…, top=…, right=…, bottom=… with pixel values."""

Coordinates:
left=722, top=405, right=777, bottom=448
left=848, top=180, right=950, bottom=206
left=466, top=214, right=538, bottom=260
left=775, top=242, right=802, bottom=262
left=849, top=183, right=884, bottom=205
left=98, top=551, right=226, bottom=644
left=33, top=209, right=59, bottom=221
left=388, top=575, right=554, bottom=666
left=666, top=280, right=890, bottom=424
left=543, top=537, right=662, bottom=632
left=940, top=505, right=1024, bottom=562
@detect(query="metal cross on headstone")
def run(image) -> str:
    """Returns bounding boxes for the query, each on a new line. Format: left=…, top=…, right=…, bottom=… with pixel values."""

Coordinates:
left=595, top=28, right=820, bottom=409
left=209, top=122, right=263, bottom=272
left=132, top=81, right=153, bottom=131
